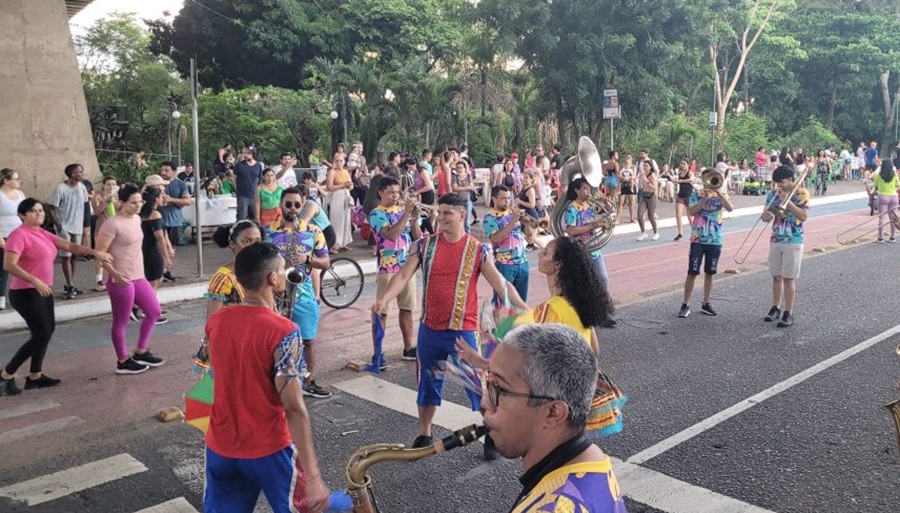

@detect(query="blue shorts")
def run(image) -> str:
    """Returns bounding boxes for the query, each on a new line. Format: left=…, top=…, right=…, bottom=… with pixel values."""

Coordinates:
left=204, top=444, right=310, bottom=513
left=416, top=325, right=481, bottom=410
left=494, top=262, right=530, bottom=305
left=291, top=299, right=320, bottom=341
left=688, top=243, right=722, bottom=275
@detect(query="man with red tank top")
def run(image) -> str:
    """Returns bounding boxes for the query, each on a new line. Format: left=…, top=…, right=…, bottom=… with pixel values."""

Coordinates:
left=204, top=242, right=329, bottom=513
left=373, top=193, right=527, bottom=451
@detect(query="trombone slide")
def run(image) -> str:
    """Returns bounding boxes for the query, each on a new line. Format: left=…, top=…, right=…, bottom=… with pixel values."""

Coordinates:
left=836, top=206, right=900, bottom=245
left=733, top=169, right=807, bottom=265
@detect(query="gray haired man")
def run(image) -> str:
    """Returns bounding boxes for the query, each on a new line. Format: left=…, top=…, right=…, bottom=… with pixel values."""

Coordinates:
left=483, top=324, right=627, bottom=513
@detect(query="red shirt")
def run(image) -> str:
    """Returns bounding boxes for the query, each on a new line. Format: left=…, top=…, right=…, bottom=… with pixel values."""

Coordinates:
left=4, top=225, right=58, bottom=290
left=205, top=305, right=298, bottom=459
left=417, top=233, right=491, bottom=331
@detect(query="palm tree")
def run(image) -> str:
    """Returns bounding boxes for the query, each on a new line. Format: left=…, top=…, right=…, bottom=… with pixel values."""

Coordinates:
left=661, top=114, right=700, bottom=166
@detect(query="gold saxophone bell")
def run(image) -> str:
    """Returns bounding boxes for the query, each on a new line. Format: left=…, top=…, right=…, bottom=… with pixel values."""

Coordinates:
left=415, top=202, right=436, bottom=214
left=345, top=425, right=489, bottom=513
left=520, top=213, right=540, bottom=229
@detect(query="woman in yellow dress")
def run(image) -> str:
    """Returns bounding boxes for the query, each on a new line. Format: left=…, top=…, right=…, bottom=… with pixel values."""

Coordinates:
left=458, top=236, right=623, bottom=435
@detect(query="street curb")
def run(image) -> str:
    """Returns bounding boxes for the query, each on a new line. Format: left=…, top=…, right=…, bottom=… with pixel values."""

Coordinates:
left=0, top=192, right=865, bottom=332
left=612, top=191, right=867, bottom=235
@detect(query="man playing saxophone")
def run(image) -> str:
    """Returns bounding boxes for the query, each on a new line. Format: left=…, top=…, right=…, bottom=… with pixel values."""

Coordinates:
left=483, top=185, right=530, bottom=304
left=484, top=324, right=626, bottom=513
left=678, top=170, right=734, bottom=318
left=761, top=166, right=809, bottom=328
left=265, top=186, right=332, bottom=398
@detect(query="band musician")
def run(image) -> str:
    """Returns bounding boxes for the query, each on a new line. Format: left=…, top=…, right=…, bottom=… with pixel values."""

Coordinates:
left=372, top=193, right=527, bottom=452
left=483, top=185, right=530, bottom=304
left=678, top=170, right=734, bottom=318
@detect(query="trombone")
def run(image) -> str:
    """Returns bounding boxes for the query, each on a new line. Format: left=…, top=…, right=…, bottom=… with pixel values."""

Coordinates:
left=836, top=205, right=900, bottom=245
left=734, top=169, right=808, bottom=265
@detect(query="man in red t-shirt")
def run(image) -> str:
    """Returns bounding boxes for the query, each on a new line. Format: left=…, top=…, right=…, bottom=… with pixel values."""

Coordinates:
left=373, top=193, right=527, bottom=452
left=204, top=242, right=329, bottom=513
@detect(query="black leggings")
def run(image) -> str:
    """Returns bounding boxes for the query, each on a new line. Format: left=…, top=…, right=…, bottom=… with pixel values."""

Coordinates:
left=5, top=289, right=56, bottom=375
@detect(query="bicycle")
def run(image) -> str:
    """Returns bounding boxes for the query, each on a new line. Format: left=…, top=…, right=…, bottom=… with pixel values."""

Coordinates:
left=320, top=256, right=365, bottom=309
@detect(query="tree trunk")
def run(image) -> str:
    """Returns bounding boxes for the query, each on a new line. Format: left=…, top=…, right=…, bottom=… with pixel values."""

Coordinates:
left=555, top=92, right=566, bottom=148
left=480, top=66, right=487, bottom=118
left=880, top=70, right=892, bottom=152
left=825, top=80, right=837, bottom=129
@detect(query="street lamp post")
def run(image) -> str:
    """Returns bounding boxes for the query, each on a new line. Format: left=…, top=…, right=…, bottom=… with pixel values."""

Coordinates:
left=172, top=110, right=182, bottom=164
left=330, top=97, right=348, bottom=152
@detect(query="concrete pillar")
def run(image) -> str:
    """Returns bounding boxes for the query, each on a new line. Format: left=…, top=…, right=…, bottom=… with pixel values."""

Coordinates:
left=0, top=0, right=99, bottom=199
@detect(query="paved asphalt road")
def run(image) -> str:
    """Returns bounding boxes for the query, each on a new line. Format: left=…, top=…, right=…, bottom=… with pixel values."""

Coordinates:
left=0, top=199, right=898, bottom=513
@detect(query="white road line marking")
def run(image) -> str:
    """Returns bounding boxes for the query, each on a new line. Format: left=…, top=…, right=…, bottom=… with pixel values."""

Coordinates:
left=627, top=322, right=900, bottom=465
left=0, top=415, right=85, bottom=445
left=135, top=497, right=200, bottom=513
left=335, top=374, right=776, bottom=513
left=0, top=400, right=60, bottom=421
left=0, top=453, right=148, bottom=506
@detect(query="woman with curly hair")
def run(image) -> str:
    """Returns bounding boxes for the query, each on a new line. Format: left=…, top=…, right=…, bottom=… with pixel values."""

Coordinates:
left=529, top=236, right=616, bottom=351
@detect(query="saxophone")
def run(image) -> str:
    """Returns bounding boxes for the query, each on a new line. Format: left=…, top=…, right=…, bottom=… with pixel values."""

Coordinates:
left=280, top=218, right=307, bottom=318
left=345, top=424, right=489, bottom=513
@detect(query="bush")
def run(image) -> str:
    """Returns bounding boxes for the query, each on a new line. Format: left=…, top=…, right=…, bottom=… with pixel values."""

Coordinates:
left=782, top=117, right=845, bottom=153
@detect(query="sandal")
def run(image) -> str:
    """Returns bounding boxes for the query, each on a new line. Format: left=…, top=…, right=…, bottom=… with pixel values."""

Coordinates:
left=94, top=281, right=107, bottom=292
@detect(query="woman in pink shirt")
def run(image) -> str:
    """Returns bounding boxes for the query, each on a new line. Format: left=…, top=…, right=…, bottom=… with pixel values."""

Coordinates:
left=1, top=198, right=112, bottom=396
left=95, top=184, right=166, bottom=375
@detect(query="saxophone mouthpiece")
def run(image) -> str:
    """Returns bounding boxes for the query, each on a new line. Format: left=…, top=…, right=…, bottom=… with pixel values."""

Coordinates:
left=440, top=424, right=490, bottom=451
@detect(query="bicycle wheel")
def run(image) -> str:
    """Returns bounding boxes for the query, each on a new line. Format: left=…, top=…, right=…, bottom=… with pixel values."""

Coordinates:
left=320, top=256, right=365, bottom=309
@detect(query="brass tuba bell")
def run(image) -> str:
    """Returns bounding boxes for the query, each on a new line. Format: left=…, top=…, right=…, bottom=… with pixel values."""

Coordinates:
left=702, top=170, right=724, bottom=190
left=548, top=136, right=615, bottom=251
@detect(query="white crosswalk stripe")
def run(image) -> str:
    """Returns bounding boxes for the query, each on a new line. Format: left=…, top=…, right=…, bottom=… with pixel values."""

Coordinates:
left=0, top=453, right=147, bottom=506
left=0, top=415, right=85, bottom=445
left=0, top=399, right=60, bottom=421
left=135, top=497, right=200, bottom=513
left=335, top=374, right=776, bottom=513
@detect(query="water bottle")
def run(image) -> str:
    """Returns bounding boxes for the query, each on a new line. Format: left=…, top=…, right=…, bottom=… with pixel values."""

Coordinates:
left=105, top=200, right=116, bottom=217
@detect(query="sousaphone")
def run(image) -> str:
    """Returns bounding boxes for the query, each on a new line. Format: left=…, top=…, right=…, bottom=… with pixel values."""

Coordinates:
left=549, top=136, right=615, bottom=251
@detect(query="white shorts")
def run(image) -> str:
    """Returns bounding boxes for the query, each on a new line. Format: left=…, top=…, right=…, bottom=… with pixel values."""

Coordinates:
left=768, top=243, right=803, bottom=279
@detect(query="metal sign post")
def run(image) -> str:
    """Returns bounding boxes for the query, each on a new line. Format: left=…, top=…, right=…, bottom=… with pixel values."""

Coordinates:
left=603, top=89, right=620, bottom=151
left=709, top=111, right=718, bottom=169
left=191, top=58, right=203, bottom=277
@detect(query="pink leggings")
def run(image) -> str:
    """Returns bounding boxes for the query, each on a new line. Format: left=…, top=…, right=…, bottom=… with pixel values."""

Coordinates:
left=877, top=194, right=899, bottom=239
left=107, top=277, right=161, bottom=360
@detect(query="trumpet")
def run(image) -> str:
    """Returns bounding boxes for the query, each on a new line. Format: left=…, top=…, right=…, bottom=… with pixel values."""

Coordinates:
left=733, top=168, right=808, bottom=265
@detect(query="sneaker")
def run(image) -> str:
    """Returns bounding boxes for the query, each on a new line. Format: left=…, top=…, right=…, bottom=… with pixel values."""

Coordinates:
left=130, top=307, right=144, bottom=323
left=303, top=380, right=332, bottom=398
left=601, top=319, right=617, bottom=328
left=678, top=304, right=691, bottom=318
left=0, top=377, right=22, bottom=396
left=636, top=233, right=648, bottom=242
left=116, top=358, right=149, bottom=375
left=79, top=255, right=95, bottom=263
left=674, top=234, right=683, bottom=242
left=890, top=238, right=897, bottom=243
left=63, top=285, right=76, bottom=300
left=94, top=281, right=106, bottom=292
left=162, top=271, right=177, bottom=283
left=401, top=347, right=418, bottom=361
left=764, top=306, right=781, bottom=322
left=777, top=311, right=794, bottom=328
left=133, top=351, right=165, bottom=367
left=650, top=233, right=660, bottom=241
left=701, top=303, right=717, bottom=316
left=483, top=434, right=500, bottom=461
left=155, top=315, right=169, bottom=325
left=411, top=435, right=433, bottom=448
left=876, top=238, right=885, bottom=244
left=72, top=287, right=84, bottom=296
left=24, top=375, right=62, bottom=389
left=0, top=296, right=5, bottom=310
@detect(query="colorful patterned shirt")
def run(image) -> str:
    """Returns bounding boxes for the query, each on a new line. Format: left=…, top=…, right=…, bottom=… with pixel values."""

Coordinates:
left=564, top=201, right=602, bottom=258
left=482, top=208, right=527, bottom=266
left=767, top=188, right=810, bottom=244
left=689, top=191, right=724, bottom=246
left=204, top=266, right=245, bottom=305
left=369, top=204, right=414, bottom=274
left=511, top=460, right=627, bottom=513
left=265, top=220, right=329, bottom=302
left=417, top=233, right=492, bottom=331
